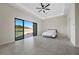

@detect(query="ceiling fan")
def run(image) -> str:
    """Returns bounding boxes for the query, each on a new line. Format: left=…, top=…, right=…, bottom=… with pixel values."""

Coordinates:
left=36, top=3, right=50, bottom=13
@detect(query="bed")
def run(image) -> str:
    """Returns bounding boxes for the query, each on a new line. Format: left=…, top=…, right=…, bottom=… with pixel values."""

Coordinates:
left=42, top=29, right=57, bottom=38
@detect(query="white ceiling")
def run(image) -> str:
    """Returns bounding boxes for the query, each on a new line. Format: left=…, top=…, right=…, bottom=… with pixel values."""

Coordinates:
left=9, top=3, right=71, bottom=20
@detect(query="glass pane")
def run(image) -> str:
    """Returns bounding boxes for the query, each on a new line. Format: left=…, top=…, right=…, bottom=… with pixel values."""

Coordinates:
left=24, top=20, right=33, bottom=38
left=15, top=19, right=24, bottom=40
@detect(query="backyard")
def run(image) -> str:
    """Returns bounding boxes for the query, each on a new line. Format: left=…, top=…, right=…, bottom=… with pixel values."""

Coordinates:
left=16, top=25, right=33, bottom=38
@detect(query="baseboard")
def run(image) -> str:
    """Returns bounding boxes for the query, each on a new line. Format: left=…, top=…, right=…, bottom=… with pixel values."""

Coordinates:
left=0, top=40, right=15, bottom=46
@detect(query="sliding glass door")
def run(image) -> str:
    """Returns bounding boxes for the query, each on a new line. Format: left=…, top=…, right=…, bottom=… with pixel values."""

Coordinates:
left=24, top=20, right=33, bottom=38
left=15, top=18, right=24, bottom=41
left=15, top=18, right=37, bottom=41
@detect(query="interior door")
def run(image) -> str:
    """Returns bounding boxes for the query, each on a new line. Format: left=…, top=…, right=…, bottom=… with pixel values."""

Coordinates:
left=33, top=22, right=37, bottom=36
left=15, top=18, right=24, bottom=41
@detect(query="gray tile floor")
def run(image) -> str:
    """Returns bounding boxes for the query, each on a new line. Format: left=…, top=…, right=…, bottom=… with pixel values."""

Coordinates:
left=0, top=36, right=79, bottom=55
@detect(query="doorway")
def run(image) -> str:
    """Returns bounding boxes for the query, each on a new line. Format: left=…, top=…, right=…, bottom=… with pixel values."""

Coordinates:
left=15, top=18, right=37, bottom=41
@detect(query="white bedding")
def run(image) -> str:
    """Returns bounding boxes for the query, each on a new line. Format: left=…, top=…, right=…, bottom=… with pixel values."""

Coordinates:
left=42, top=30, right=57, bottom=37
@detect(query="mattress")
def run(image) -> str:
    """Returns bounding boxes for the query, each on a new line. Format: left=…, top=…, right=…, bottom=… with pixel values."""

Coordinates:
left=42, top=29, right=57, bottom=38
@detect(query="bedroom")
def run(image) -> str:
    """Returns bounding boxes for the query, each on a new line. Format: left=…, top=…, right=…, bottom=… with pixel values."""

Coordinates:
left=0, top=3, right=79, bottom=55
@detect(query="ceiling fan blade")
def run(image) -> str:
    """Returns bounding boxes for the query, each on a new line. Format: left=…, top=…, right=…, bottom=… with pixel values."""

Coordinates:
left=39, top=9, right=42, bottom=12
left=45, top=8, right=50, bottom=10
left=45, top=4, right=50, bottom=8
left=36, top=7, right=41, bottom=9
left=41, top=3, right=44, bottom=8
left=43, top=10, right=45, bottom=13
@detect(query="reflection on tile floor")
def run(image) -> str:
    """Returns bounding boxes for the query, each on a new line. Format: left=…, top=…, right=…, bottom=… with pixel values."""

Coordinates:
left=0, top=36, right=79, bottom=55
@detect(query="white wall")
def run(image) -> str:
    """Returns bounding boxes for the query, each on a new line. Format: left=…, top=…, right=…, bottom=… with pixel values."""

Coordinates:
left=67, top=4, right=75, bottom=46
left=75, top=3, right=79, bottom=47
left=67, top=3, right=79, bottom=47
left=42, top=16, right=67, bottom=38
left=0, top=4, right=42, bottom=45
left=67, top=16, right=70, bottom=39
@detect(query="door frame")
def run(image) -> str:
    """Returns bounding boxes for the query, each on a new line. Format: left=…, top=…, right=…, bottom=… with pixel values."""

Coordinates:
left=33, top=22, right=37, bottom=36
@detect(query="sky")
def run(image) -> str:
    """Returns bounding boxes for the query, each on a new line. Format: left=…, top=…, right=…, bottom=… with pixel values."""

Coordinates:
left=16, top=19, right=33, bottom=28
left=24, top=20, right=33, bottom=28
